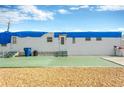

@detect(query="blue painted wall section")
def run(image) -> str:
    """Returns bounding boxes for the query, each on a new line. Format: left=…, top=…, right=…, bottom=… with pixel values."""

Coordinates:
left=0, top=31, right=47, bottom=44
left=0, top=31, right=12, bottom=44
left=54, top=32, right=122, bottom=38
left=12, top=31, right=47, bottom=37
left=0, top=31, right=122, bottom=44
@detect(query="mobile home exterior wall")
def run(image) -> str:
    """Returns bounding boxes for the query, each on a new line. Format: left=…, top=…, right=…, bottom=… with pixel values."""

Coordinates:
left=0, top=31, right=122, bottom=56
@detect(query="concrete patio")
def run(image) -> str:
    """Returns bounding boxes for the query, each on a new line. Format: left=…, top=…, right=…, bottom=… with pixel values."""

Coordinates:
left=102, top=56, right=124, bottom=66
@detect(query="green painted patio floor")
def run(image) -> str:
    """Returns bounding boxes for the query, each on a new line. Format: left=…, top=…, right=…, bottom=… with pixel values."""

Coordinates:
left=0, top=56, right=122, bottom=67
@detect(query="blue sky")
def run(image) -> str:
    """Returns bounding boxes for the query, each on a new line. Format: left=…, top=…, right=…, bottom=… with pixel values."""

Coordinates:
left=0, top=5, right=124, bottom=32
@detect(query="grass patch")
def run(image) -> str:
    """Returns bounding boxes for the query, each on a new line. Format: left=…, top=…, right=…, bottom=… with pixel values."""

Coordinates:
left=0, top=56, right=122, bottom=67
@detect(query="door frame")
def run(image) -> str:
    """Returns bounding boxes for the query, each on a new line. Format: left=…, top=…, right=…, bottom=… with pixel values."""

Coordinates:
left=58, top=34, right=67, bottom=51
left=59, top=34, right=66, bottom=45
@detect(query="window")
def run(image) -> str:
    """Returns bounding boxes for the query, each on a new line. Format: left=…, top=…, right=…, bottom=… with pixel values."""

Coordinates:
left=85, top=37, right=91, bottom=41
left=1, top=44, right=7, bottom=47
left=12, top=36, right=17, bottom=44
left=72, top=38, right=76, bottom=44
left=96, top=37, right=102, bottom=41
left=61, top=37, right=65, bottom=45
left=47, top=37, right=53, bottom=42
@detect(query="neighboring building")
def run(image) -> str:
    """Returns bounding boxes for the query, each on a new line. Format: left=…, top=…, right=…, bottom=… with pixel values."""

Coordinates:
left=0, top=31, right=122, bottom=56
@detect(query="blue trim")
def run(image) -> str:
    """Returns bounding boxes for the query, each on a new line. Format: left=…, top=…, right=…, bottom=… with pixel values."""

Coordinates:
left=12, top=31, right=47, bottom=37
left=0, top=31, right=47, bottom=44
left=0, top=32, right=12, bottom=44
left=0, top=31, right=122, bottom=44
left=54, top=32, right=122, bottom=38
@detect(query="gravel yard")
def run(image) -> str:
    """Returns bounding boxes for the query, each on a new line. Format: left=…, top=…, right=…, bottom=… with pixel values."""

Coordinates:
left=0, top=68, right=124, bottom=87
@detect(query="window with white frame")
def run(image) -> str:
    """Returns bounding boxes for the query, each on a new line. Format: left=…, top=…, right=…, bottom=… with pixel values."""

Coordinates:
left=96, top=37, right=102, bottom=41
left=47, top=37, right=53, bottom=42
left=85, top=37, right=91, bottom=41
left=72, top=37, right=76, bottom=44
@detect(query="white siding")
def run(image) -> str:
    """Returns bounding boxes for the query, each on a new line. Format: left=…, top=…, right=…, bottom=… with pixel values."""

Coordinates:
left=0, top=44, right=12, bottom=53
left=0, top=33, right=121, bottom=56
left=66, top=38, right=121, bottom=56
left=10, top=33, right=59, bottom=52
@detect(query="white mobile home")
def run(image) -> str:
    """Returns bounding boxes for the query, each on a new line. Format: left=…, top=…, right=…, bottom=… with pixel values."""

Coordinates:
left=0, top=31, right=122, bottom=56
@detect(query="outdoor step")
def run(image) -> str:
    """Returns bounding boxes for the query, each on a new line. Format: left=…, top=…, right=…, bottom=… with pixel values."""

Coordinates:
left=54, top=51, right=68, bottom=57
left=2, top=51, right=18, bottom=58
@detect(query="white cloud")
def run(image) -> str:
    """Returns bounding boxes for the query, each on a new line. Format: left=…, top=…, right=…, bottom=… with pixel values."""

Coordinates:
left=0, top=5, right=54, bottom=24
left=72, top=29, right=83, bottom=32
left=79, top=5, right=89, bottom=9
left=10, top=29, right=45, bottom=32
left=0, top=29, right=5, bottom=32
left=107, top=27, right=124, bottom=31
left=0, top=11, right=30, bottom=24
left=70, top=5, right=89, bottom=10
left=70, top=5, right=124, bottom=11
left=72, top=27, right=124, bottom=32
left=96, top=5, right=124, bottom=11
left=57, top=9, right=70, bottom=14
left=117, top=28, right=124, bottom=31
left=90, top=28, right=124, bottom=32
left=18, top=5, right=54, bottom=21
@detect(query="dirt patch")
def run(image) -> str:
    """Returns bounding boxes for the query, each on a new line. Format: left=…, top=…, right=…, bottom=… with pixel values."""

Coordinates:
left=0, top=68, right=124, bottom=87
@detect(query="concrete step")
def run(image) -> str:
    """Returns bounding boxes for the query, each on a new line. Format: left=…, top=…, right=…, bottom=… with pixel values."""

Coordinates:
left=3, top=51, right=18, bottom=58
left=54, top=51, right=68, bottom=57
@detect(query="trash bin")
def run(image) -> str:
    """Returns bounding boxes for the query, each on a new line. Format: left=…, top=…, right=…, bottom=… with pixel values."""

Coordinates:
left=24, top=48, right=32, bottom=56
left=33, top=50, right=38, bottom=56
